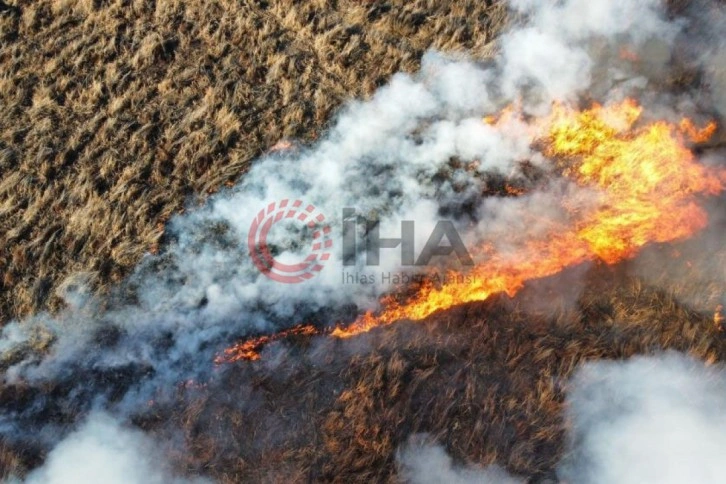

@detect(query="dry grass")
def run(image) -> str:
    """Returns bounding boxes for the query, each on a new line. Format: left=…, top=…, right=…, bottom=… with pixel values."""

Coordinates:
left=6, top=234, right=721, bottom=482
left=2, top=0, right=725, bottom=481
left=0, top=0, right=509, bottom=324
left=137, top=222, right=724, bottom=483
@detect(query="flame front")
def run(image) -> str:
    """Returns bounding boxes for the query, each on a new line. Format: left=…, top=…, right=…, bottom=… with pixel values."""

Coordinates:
left=218, top=99, right=725, bottom=359
left=214, top=324, right=317, bottom=363
left=332, top=99, right=724, bottom=337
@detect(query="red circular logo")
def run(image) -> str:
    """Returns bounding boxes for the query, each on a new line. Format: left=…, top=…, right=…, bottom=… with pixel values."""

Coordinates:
left=248, top=200, right=332, bottom=284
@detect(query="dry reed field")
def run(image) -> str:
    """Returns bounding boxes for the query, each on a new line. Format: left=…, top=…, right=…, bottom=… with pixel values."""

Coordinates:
left=0, top=0, right=508, bottom=324
left=1, top=0, right=726, bottom=482
left=154, top=226, right=726, bottom=482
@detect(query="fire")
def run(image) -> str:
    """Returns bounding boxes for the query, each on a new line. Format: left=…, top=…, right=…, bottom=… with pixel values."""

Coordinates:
left=619, top=46, right=640, bottom=62
left=214, top=324, right=317, bottom=363
left=679, top=118, right=718, bottom=144
left=218, top=98, right=725, bottom=359
left=332, top=99, right=724, bottom=338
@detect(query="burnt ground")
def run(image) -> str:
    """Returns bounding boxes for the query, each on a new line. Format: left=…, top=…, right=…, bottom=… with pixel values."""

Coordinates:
left=153, top=216, right=726, bottom=482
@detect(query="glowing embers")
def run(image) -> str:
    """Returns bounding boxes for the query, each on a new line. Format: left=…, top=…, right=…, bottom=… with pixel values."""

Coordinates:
left=716, top=305, right=725, bottom=332
left=214, top=324, right=317, bottom=363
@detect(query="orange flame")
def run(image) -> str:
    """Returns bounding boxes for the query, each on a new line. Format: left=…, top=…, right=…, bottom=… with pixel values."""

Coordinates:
left=218, top=99, right=725, bottom=359
left=214, top=324, right=317, bottom=363
left=333, top=99, right=724, bottom=337
left=679, top=118, right=718, bottom=144
left=619, top=46, right=640, bottom=62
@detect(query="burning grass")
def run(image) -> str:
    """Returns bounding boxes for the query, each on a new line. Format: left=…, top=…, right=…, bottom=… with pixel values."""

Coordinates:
left=168, top=224, right=726, bottom=482
left=215, top=98, right=725, bottom=359
left=332, top=99, right=724, bottom=337
left=4, top=230, right=723, bottom=481
left=2, top=0, right=726, bottom=481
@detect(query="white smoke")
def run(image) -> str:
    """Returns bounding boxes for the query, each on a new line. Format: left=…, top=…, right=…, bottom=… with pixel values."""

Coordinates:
left=0, top=0, right=722, bottom=480
left=1, top=0, right=688, bottom=383
left=12, top=412, right=209, bottom=484
left=398, top=437, right=525, bottom=484
left=500, top=0, right=680, bottom=106
left=559, top=352, right=726, bottom=484
left=510, top=0, right=676, bottom=42
left=399, top=353, right=726, bottom=484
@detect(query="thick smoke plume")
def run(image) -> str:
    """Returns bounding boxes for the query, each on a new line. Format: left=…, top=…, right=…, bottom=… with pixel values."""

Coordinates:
left=398, top=436, right=525, bottom=484
left=0, top=0, right=724, bottom=480
left=399, top=353, right=726, bottom=484
left=10, top=412, right=210, bottom=484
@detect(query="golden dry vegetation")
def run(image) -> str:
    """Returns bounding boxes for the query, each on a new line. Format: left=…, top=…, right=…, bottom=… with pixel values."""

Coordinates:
left=0, top=0, right=508, bottom=324
left=1, top=0, right=726, bottom=482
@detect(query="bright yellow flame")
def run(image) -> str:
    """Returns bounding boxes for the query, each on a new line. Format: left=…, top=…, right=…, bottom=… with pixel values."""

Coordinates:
left=217, top=99, right=725, bottom=358
left=332, top=99, right=725, bottom=338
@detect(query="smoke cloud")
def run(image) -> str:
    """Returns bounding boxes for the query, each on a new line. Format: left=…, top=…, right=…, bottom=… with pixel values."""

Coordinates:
left=398, top=437, right=525, bottom=484
left=400, top=353, right=726, bottom=484
left=11, top=412, right=209, bottom=484
left=0, top=0, right=723, bottom=480
left=560, top=352, right=726, bottom=484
